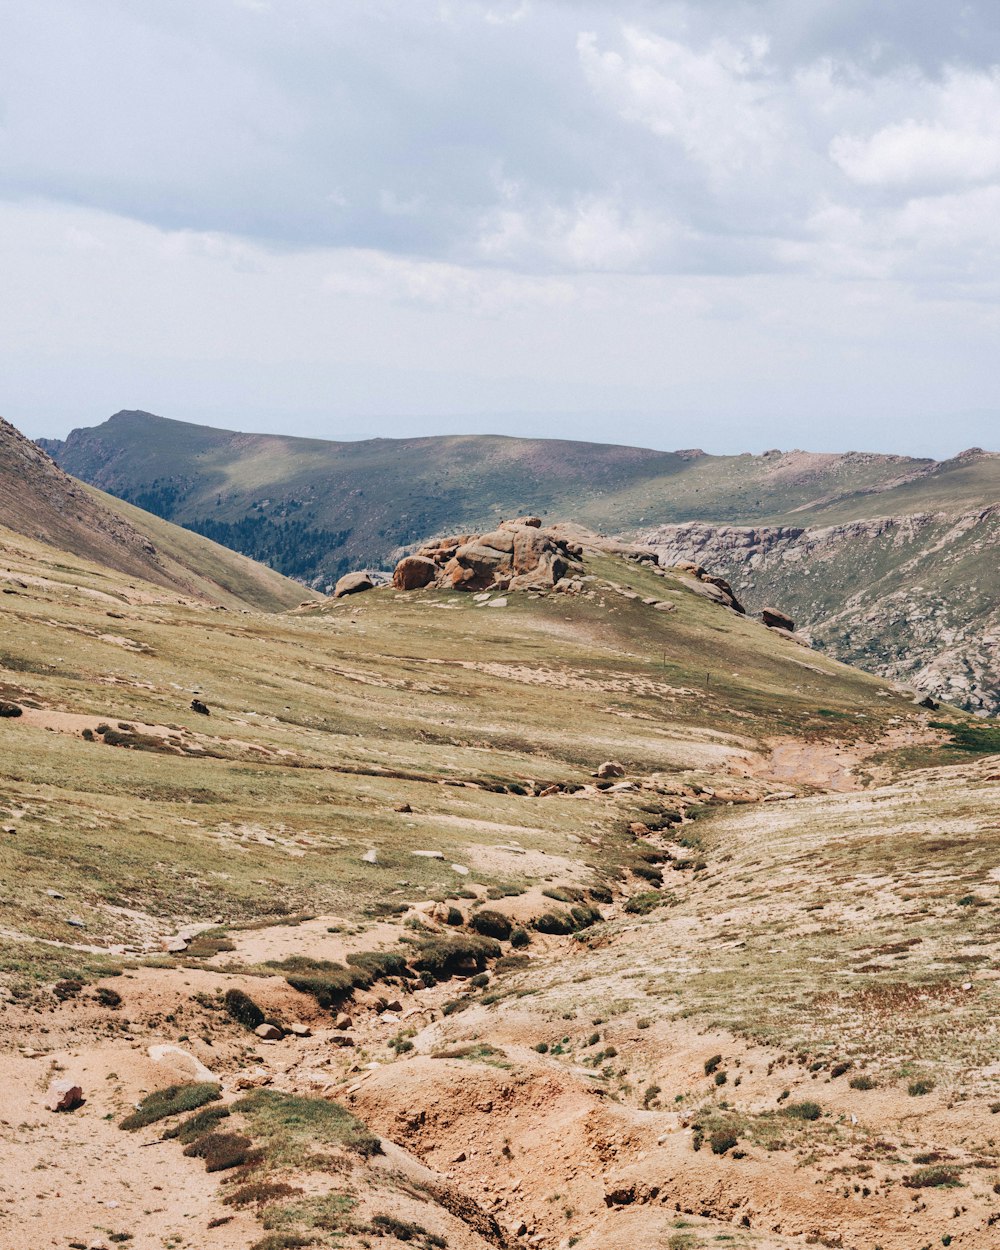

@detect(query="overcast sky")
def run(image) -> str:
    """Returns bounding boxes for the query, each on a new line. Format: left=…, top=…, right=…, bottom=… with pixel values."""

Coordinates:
left=3, top=0, right=1000, bottom=455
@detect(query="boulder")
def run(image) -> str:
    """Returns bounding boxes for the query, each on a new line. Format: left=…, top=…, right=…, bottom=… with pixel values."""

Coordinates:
left=334, top=1012, right=353, bottom=1031
left=392, top=556, right=438, bottom=591
left=45, top=1079, right=83, bottom=1112
left=762, top=608, right=795, bottom=632
left=334, top=571, right=374, bottom=599
left=0, top=701, right=22, bottom=718
left=255, top=1022, right=283, bottom=1041
left=597, top=761, right=625, bottom=778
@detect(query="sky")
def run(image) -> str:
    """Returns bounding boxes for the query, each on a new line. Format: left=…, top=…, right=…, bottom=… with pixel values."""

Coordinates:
left=3, top=0, right=1000, bottom=456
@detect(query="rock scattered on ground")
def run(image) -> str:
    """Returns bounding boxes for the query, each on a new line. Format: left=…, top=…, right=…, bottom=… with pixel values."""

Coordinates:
left=45, top=1079, right=84, bottom=1112
left=333, top=571, right=374, bottom=598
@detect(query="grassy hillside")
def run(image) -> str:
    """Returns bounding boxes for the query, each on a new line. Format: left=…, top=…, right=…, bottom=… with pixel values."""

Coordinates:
left=43, top=410, right=998, bottom=585
left=2, top=512, right=998, bottom=1248
left=1, top=414, right=315, bottom=612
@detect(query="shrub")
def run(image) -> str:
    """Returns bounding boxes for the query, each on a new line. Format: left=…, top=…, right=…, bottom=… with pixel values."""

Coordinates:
left=53, top=979, right=83, bottom=1001
left=267, top=957, right=361, bottom=1007
left=709, top=1130, right=738, bottom=1155
left=642, top=1084, right=661, bottom=1108
left=224, top=988, right=266, bottom=1031
left=632, top=863, right=663, bottom=885
left=410, top=934, right=500, bottom=978
left=224, top=1181, right=302, bottom=1208
left=542, top=886, right=584, bottom=903
left=444, top=906, right=464, bottom=926
left=470, top=909, right=512, bottom=941
left=704, top=1054, right=723, bottom=1076
left=183, top=1131, right=253, bottom=1172
left=908, top=1079, right=936, bottom=1097
left=588, top=885, right=613, bottom=904
left=509, top=927, right=530, bottom=948
left=570, top=904, right=601, bottom=930
left=532, top=911, right=574, bottom=935
left=250, top=1235, right=311, bottom=1250
left=95, top=986, right=122, bottom=1008
left=850, top=1075, right=877, bottom=1091
left=370, top=1214, right=435, bottom=1242
left=782, top=1101, right=822, bottom=1121
left=495, top=953, right=530, bottom=973
left=346, top=949, right=409, bottom=980
left=830, top=1062, right=851, bottom=1078
left=903, top=1165, right=962, bottom=1189
left=120, top=1082, right=221, bottom=1130
left=534, top=1042, right=549, bottom=1054
left=624, top=891, right=662, bottom=915
left=713, top=1070, right=727, bottom=1086
left=469, top=972, right=490, bottom=988
left=163, top=1105, right=231, bottom=1142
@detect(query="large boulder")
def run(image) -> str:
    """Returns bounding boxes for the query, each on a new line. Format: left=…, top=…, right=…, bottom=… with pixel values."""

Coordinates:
left=762, top=607, right=795, bottom=632
left=333, top=571, right=374, bottom=599
left=393, top=556, right=438, bottom=591
left=46, top=1079, right=84, bottom=1112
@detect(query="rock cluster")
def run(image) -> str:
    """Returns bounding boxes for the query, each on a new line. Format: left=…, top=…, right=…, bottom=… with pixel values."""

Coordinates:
left=393, top=517, right=585, bottom=594
left=674, top=562, right=746, bottom=614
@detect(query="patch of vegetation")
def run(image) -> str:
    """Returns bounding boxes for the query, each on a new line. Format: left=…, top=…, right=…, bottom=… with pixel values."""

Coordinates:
left=929, top=720, right=1000, bottom=754
left=850, top=1075, right=877, bottom=1090
left=782, top=1101, right=822, bottom=1121
left=234, top=1089, right=382, bottom=1162
left=409, top=933, right=500, bottom=978
left=470, top=909, right=513, bottom=940
left=163, top=1104, right=231, bottom=1142
left=709, top=1129, right=738, bottom=1155
left=120, top=1082, right=221, bottom=1131
left=183, top=1130, right=254, bottom=1172
left=904, top=1165, right=963, bottom=1188
left=908, top=1079, right=936, bottom=1097
left=224, top=1181, right=303, bottom=1208
left=225, top=987, right=265, bottom=1031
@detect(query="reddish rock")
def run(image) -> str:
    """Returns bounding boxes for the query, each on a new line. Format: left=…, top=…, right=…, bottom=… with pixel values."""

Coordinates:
left=46, top=1079, right=84, bottom=1112
left=762, top=608, right=795, bottom=632
left=392, top=556, right=438, bottom=591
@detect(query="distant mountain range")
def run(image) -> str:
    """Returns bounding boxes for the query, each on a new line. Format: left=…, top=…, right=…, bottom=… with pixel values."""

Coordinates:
left=39, top=409, right=1000, bottom=711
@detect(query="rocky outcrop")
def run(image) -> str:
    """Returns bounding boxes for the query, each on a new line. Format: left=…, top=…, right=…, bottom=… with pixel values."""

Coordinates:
left=393, top=518, right=584, bottom=594
left=640, top=508, right=1000, bottom=714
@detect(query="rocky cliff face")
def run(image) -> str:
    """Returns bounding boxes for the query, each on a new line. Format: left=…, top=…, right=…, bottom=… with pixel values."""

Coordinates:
left=641, top=508, right=1000, bottom=714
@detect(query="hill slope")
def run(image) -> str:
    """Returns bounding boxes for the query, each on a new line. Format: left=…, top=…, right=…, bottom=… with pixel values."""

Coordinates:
left=2, top=416, right=314, bottom=611
left=2, top=501, right=998, bottom=1249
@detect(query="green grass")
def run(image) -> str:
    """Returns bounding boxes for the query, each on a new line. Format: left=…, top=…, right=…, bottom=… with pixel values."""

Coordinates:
left=233, top=1089, right=383, bottom=1163
left=119, top=1082, right=221, bottom=1130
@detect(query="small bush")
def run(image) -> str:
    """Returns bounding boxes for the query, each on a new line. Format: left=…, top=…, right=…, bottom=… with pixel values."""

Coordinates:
left=570, top=904, right=601, bottom=930
left=268, top=957, right=360, bottom=1008
left=542, top=886, right=584, bottom=903
left=532, top=911, right=574, bottom=935
left=183, top=1131, right=253, bottom=1172
left=495, top=953, right=530, bottom=973
left=632, top=863, right=663, bottom=885
left=642, top=1084, right=661, bottom=1108
left=95, top=986, right=122, bottom=1008
left=588, top=885, right=613, bottom=904
left=346, top=949, right=409, bottom=980
left=624, top=891, right=662, bottom=915
left=120, top=1082, right=221, bottom=1131
left=53, top=979, right=83, bottom=1001
left=850, top=1075, right=877, bottom=1091
left=908, top=1079, right=936, bottom=1097
left=234, top=1088, right=382, bottom=1160
left=444, top=906, right=464, bottom=926
left=713, top=1070, right=727, bottom=1086
left=225, top=988, right=265, bottom=1031
left=534, top=1042, right=549, bottom=1054
left=903, top=1165, right=962, bottom=1189
left=782, top=1101, right=822, bottom=1121
left=830, top=1062, right=851, bottom=1078
left=250, top=1235, right=310, bottom=1250
left=470, top=909, right=512, bottom=941
left=410, top=933, right=500, bottom=978
left=163, top=1104, right=230, bottom=1142
left=469, top=972, right=490, bottom=988
left=370, top=1214, right=436, bottom=1242
left=224, top=1181, right=302, bottom=1208
left=509, top=927, right=530, bottom=948
left=709, top=1130, right=738, bottom=1155
left=704, top=1054, right=723, bottom=1076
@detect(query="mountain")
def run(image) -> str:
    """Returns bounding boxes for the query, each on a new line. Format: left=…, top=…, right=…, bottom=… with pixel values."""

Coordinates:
left=40, top=409, right=1000, bottom=711
left=2, top=415, right=313, bottom=612
left=2, top=445, right=998, bottom=1248
left=43, top=410, right=999, bottom=584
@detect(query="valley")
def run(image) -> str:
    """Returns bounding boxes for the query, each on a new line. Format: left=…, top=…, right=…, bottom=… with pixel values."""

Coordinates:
left=2, top=422, right=1000, bottom=1249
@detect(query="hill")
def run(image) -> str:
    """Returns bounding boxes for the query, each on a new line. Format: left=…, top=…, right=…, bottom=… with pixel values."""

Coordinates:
left=2, top=415, right=314, bottom=612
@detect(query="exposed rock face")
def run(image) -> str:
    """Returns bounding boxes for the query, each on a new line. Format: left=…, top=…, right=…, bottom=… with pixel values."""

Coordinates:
left=392, top=556, right=439, bottom=590
left=640, top=508, right=1000, bottom=713
left=393, top=520, right=584, bottom=594
left=333, top=571, right=374, bottom=598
